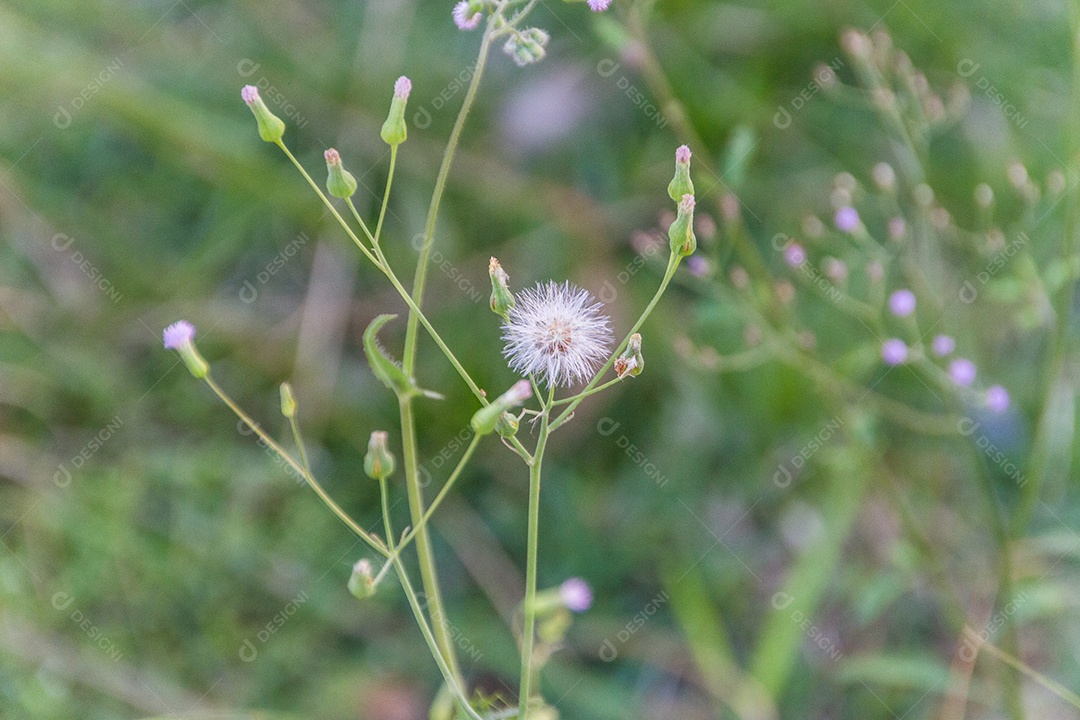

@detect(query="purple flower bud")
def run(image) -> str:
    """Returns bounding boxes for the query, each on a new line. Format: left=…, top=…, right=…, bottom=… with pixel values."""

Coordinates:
left=452, top=1, right=482, bottom=30
left=931, top=334, right=955, bottom=357
left=675, top=144, right=691, bottom=164
left=560, top=577, right=593, bottom=612
left=882, top=338, right=908, bottom=365
left=587, top=0, right=612, bottom=10
left=888, top=289, right=916, bottom=317
left=986, top=385, right=1010, bottom=413
left=834, top=206, right=860, bottom=233
left=784, top=243, right=806, bottom=267
left=241, top=85, right=258, bottom=106
left=948, top=358, right=976, bottom=386
left=394, top=76, right=411, bottom=100
left=163, top=320, right=196, bottom=350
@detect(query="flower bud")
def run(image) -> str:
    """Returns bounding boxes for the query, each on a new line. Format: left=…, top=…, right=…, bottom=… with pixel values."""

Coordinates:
left=241, top=86, right=285, bottom=143
left=380, top=77, right=411, bottom=147
left=614, top=333, right=644, bottom=379
left=495, top=411, right=520, bottom=439
left=364, top=431, right=396, bottom=481
left=489, top=257, right=515, bottom=318
left=668, top=194, right=697, bottom=257
left=503, top=28, right=549, bottom=67
left=667, top=145, right=695, bottom=203
left=280, top=382, right=297, bottom=418
left=471, top=380, right=532, bottom=436
left=324, top=149, right=358, bottom=199
left=348, top=559, right=376, bottom=600
left=162, top=320, right=209, bottom=379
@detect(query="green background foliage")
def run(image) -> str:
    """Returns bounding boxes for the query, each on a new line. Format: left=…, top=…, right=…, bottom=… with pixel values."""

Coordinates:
left=2, top=0, right=1077, bottom=718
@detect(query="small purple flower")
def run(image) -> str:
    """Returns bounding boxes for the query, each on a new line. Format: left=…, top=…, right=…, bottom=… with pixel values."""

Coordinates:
left=163, top=320, right=196, bottom=350
left=888, top=289, right=916, bottom=317
left=834, top=206, right=860, bottom=233
left=394, top=76, right=411, bottom=100
left=931, top=334, right=955, bottom=357
left=241, top=85, right=258, bottom=106
left=560, top=577, right=593, bottom=612
left=949, top=358, right=976, bottom=386
left=784, top=243, right=806, bottom=267
left=882, top=338, right=908, bottom=365
left=986, top=385, right=1010, bottom=413
left=452, top=1, right=482, bottom=30
left=587, top=0, right=612, bottom=10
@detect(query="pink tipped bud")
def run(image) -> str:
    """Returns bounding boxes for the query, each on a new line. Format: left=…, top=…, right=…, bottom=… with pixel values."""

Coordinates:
left=560, top=578, right=593, bottom=611
left=675, top=145, right=691, bottom=164
left=453, top=1, right=483, bottom=30
left=324, top=148, right=341, bottom=165
left=882, top=338, right=908, bottom=365
left=948, top=358, right=977, bottom=386
left=394, top=76, right=412, bottom=100
left=888, top=289, right=916, bottom=317
left=784, top=243, right=806, bottom=267
left=680, top=193, right=695, bottom=213
left=241, top=85, right=258, bottom=106
left=506, top=379, right=533, bottom=404
left=986, top=385, right=1010, bottom=413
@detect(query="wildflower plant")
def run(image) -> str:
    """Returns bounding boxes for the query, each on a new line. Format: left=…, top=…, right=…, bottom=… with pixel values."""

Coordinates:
left=164, top=1, right=693, bottom=717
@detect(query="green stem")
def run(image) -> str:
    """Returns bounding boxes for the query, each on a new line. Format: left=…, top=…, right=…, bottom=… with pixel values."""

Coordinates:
left=201, top=375, right=387, bottom=556
left=373, top=146, right=397, bottom=246
left=390, top=552, right=486, bottom=720
left=402, top=24, right=494, bottom=372
left=392, top=20, right=497, bottom=692
left=518, top=386, right=553, bottom=719
left=398, top=396, right=463, bottom=686
left=552, top=254, right=680, bottom=428
left=550, top=377, right=623, bottom=407
left=373, top=435, right=482, bottom=587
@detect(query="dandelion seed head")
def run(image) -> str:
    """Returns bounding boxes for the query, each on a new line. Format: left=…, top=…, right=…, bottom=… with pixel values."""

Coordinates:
left=502, top=281, right=613, bottom=388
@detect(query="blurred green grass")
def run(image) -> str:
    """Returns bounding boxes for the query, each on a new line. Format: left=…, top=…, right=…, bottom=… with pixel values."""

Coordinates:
left=2, top=0, right=1079, bottom=718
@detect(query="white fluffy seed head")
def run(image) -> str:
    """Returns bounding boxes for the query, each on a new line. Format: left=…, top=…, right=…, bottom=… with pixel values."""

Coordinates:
left=502, top=281, right=614, bottom=388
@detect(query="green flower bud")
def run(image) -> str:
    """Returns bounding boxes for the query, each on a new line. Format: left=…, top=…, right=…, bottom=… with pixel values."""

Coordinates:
left=495, top=411, right=520, bottom=439
left=614, top=333, right=644, bottom=379
left=668, top=194, right=697, bottom=257
left=503, top=28, right=549, bottom=67
left=364, top=431, right=396, bottom=481
left=489, top=257, right=515, bottom=319
left=324, top=149, right=357, bottom=199
left=162, top=321, right=209, bottom=379
left=380, top=77, right=411, bottom=147
left=241, top=85, right=285, bottom=143
left=279, top=382, right=297, bottom=418
left=667, top=145, right=695, bottom=203
left=348, top=559, right=376, bottom=600
left=471, top=380, right=532, bottom=436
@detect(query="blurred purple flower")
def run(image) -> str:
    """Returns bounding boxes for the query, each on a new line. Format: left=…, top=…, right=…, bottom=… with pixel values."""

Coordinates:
left=931, top=334, right=955, bottom=357
left=888, top=289, right=916, bottom=317
left=835, top=206, right=860, bottom=233
left=949, top=358, right=976, bottom=386
left=986, top=385, right=1010, bottom=413
left=882, top=338, right=908, bottom=365
left=560, top=577, right=593, bottom=612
